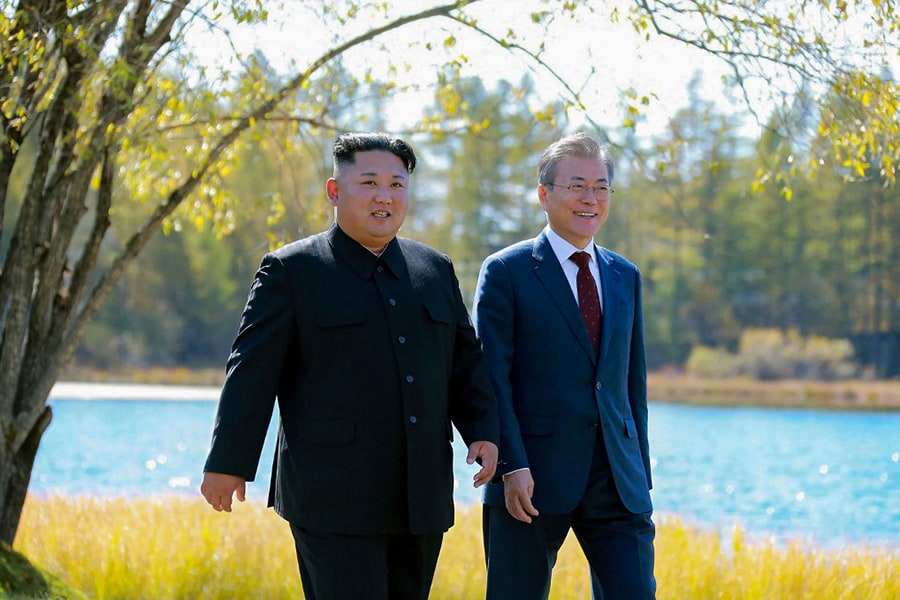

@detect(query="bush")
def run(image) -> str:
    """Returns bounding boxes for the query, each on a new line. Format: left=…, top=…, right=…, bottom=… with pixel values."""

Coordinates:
left=685, top=346, right=741, bottom=379
left=796, top=335, right=857, bottom=379
left=686, top=328, right=860, bottom=380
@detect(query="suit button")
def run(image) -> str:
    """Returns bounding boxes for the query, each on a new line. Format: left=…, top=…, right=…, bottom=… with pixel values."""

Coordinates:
left=376, top=265, right=384, bottom=273
left=388, top=298, right=397, bottom=306
left=409, top=416, right=417, bottom=424
left=398, top=336, right=406, bottom=344
left=406, top=375, right=414, bottom=383
left=595, top=380, right=602, bottom=390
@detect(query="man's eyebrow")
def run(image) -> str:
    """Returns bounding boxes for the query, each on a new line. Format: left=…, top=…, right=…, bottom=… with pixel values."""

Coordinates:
left=357, top=171, right=407, bottom=178
left=567, top=175, right=610, bottom=183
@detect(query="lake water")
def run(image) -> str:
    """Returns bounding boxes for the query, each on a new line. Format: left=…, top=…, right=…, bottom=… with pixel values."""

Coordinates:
left=32, top=383, right=900, bottom=550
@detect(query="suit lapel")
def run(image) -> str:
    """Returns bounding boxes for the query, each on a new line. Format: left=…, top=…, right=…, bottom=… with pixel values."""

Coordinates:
left=596, top=246, right=622, bottom=365
left=532, top=233, right=597, bottom=361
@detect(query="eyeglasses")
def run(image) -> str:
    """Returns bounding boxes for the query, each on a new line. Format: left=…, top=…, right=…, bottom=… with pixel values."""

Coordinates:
left=544, top=182, right=614, bottom=198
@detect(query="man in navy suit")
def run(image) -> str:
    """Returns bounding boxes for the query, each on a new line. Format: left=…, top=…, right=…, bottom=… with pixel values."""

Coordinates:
left=201, top=132, right=498, bottom=600
left=473, top=132, right=655, bottom=599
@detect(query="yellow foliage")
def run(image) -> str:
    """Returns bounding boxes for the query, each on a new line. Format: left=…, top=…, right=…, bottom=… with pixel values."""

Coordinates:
left=14, top=497, right=899, bottom=600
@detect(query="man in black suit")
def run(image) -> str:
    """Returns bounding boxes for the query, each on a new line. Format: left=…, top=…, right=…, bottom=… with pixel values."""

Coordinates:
left=473, top=133, right=655, bottom=599
left=201, top=132, right=499, bottom=600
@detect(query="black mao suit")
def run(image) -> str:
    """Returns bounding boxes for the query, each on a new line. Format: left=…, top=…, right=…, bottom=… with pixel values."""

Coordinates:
left=204, top=224, right=498, bottom=539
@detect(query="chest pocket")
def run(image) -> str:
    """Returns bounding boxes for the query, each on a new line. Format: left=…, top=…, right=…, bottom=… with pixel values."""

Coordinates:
left=424, top=299, right=454, bottom=325
left=315, top=308, right=365, bottom=329
left=306, top=303, right=367, bottom=352
left=310, top=288, right=367, bottom=329
left=420, top=298, right=455, bottom=363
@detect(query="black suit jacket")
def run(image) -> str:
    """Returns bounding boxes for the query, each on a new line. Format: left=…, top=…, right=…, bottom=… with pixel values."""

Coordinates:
left=204, top=224, right=498, bottom=535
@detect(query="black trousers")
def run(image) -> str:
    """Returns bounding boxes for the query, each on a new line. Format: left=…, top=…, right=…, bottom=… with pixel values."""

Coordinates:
left=290, top=524, right=443, bottom=600
left=483, top=435, right=656, bottom=600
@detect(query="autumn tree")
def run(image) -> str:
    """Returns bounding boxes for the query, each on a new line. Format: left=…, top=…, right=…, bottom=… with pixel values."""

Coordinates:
left=416, top=74, right=562, bottom=298
left=2, top=0, right=898, bottom=546
left=0, top=0, right=578, bottom=545
left=623, top=0, right=900, bottom=190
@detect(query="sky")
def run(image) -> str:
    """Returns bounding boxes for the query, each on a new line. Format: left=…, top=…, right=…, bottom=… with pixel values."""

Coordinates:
left=184, top=0, right=760, bottom=142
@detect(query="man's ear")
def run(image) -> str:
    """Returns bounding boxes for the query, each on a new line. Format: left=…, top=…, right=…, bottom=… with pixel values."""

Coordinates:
left=537, top=183, right=549, bottom=209
left=326, top=178, right=339, bottom=206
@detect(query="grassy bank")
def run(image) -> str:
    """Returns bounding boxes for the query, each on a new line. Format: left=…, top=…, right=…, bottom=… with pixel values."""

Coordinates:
left=14, top=496, right=899, bottom=599
left=61, top=366, right=225, bottom=387
left=648, top=373, right=900, bottom=410
left=0, top=542, right=87, bottom=599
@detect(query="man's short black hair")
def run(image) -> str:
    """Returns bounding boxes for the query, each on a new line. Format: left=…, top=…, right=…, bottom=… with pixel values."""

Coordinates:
left=332, top=132, right=417, bottom=174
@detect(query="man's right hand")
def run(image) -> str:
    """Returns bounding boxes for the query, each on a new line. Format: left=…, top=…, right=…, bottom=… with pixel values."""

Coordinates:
left=200, top=472, right=246, bottom=512
left=503, top=469, right=540, bottom=523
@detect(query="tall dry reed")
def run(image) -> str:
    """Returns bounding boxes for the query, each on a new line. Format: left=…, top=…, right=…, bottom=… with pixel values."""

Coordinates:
left=15, top=496, right=899, bottom=599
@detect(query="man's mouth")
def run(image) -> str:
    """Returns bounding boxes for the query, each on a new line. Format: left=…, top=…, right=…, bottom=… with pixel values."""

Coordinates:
left=575, top=212, right=596, bottom=218
left=372, top=210, right=391, bottom=218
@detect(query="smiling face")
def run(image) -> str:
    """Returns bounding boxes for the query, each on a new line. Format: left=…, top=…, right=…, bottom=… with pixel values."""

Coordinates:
left=326, top=150, right=410, bottom=254
left=538, top=155, right=611, bottom=249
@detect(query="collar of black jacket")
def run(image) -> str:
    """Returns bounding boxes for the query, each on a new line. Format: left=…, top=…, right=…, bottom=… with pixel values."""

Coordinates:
left=328, top=223, right=405, bottom=280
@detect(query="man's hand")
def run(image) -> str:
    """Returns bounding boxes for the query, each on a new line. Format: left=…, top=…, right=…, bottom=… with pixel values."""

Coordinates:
left=466, top=440, right=498, bottom=488
left=200, top=472, right=247, bottom=512
left=503, top=469, right=539, bottom=523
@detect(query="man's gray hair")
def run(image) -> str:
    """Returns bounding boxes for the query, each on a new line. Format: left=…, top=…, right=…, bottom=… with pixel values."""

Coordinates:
left=538, top=132, right=614, bottom=185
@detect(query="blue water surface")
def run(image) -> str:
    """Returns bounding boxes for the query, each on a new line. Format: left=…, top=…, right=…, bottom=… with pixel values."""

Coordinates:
left=31, top=395, right=900, bottom=549
left=649, top=403, right=900, bottom=548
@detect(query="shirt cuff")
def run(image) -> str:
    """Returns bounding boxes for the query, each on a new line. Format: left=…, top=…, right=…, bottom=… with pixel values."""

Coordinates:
left=502, top=467, right=530, bottom=481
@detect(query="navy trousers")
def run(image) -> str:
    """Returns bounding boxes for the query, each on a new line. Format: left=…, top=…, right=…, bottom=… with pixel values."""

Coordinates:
left=483, top=436, right=656, bottom=600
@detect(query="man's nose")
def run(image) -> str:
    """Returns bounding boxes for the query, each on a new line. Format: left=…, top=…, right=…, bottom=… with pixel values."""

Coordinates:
left=374, top=186, right=393, bottom=202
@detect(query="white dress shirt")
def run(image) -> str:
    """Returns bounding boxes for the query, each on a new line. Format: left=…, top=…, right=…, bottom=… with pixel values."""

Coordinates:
left=544, top=226, right=603, bottom=311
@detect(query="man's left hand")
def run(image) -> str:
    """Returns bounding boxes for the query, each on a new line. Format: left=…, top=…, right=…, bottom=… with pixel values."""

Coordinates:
left=466, top=441, right=499, bottom=487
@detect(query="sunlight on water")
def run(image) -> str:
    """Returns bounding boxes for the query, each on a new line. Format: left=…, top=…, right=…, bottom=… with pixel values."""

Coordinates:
left=168, top=476, right=191, bottom=488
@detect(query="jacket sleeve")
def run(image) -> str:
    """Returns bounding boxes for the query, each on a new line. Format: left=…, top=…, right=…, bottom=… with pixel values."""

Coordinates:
left=203, top=253, right=294, bottom=481
left=472, top=254, right=527, bottom=476
left=628, top=266, right=652, bottom=489
left=446, top=259, right=499, bottom=448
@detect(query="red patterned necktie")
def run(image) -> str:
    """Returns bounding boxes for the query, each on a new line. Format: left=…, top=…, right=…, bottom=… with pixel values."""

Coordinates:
left=571, top=251, right=602, bottom=354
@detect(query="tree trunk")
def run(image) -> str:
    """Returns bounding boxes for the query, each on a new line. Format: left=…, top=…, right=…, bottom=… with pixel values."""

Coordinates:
left=0, top=404, right=52, bottom=545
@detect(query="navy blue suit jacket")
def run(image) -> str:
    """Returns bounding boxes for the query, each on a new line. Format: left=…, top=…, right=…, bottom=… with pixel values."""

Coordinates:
left=473, top=230, right=652, bottom=515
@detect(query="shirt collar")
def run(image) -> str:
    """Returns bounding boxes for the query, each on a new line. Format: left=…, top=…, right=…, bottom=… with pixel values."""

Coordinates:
left=544, top=225, right=595, bottom=266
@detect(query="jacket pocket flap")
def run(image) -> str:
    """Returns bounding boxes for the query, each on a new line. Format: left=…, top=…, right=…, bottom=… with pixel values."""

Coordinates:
left=424, top=300, right=453, bottom=324
left=315, top=308, right=364, bottom=328
left=624, top=418, right=638, bottom=439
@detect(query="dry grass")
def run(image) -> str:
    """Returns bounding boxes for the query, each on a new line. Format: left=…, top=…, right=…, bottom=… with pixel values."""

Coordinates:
left=60, top=366, right=224, bottom=387
left=14, top=496, right=899, bottom=599
left=648, top=373, right=900, bottom=410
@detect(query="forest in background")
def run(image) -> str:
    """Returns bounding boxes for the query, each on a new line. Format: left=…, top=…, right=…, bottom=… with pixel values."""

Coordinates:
left=7, top=71, right=897, bottom=378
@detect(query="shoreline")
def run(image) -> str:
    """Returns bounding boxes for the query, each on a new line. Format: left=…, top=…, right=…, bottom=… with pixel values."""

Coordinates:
left=50, top=381, right=220, bottom=401
left=49, top=375, right=900, bottom=410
